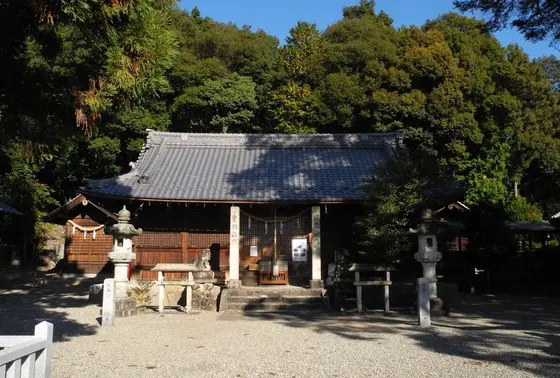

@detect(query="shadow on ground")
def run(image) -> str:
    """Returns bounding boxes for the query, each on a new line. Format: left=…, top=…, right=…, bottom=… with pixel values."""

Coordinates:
left=0, top=275, right=98, bottom=342
left=244, top=295, right=560, bottom=377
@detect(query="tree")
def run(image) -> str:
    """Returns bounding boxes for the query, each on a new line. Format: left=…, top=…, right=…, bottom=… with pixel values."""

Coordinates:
left=0, top=0, right=178, bottom=247
left=359, top=149, right=443, bottom=266
left=172, top=73, right=257, bottom=133
left=535, top=55, right=560, bottom=91
left=454, top=0, right=560, bottom=44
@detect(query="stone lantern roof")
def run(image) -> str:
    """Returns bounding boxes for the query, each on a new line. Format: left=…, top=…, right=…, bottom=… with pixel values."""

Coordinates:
left=104, top=206, right=142, bottom=237
left=411, top=208, right=453, bottom=235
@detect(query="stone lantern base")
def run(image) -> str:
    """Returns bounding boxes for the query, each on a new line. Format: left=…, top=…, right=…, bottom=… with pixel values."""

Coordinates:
left=115, top=297, right=137, bottom=317
left=98, top=296, right=137, bottom=317
left=430, top=297, right=447, bottom=316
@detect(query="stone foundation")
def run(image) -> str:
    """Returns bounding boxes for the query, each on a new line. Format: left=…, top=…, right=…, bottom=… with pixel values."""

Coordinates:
left=115, top=298, right=138, bottom=317
left=192, top=283, right=221, bottom=311
left=309, top=279, right=323, bottom=289
left=92, top=281, right=223, bottom=312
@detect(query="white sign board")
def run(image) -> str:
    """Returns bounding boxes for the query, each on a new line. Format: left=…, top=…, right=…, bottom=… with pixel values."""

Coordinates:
left=102, top=278, right=116, bottom=326
left=250, top=245, right=258, bottom=257
left=291, top=238, right=308, bottom=262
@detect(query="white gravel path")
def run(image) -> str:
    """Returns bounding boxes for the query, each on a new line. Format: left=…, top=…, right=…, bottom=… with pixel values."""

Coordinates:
left=1, top=281, right=559, bottom=378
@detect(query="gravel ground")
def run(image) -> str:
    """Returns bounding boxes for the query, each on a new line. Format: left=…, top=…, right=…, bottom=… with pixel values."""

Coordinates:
left=1, top=279, right=559, bottom=378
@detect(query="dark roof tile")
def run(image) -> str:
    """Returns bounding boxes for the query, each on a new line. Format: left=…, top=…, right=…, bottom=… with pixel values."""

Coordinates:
left=83, top=131, right=402, bottom=203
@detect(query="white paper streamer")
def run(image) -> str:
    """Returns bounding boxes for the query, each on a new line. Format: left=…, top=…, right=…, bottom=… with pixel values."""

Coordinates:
left=93, top=230, right=96, bottom=239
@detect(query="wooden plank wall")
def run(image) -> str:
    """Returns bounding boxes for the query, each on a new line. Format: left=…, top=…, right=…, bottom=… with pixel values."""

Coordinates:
left=134, top=231, right=230, bottom=280
left=65, top=217, right=113, bottom=274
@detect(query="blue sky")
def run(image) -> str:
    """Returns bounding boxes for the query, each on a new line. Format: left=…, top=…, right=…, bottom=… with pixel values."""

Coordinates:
left=179, top=0, right=557, bottom=59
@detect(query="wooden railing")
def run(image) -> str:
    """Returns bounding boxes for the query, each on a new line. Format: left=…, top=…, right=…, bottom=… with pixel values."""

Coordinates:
left=0, top=322, right=53, bottom=378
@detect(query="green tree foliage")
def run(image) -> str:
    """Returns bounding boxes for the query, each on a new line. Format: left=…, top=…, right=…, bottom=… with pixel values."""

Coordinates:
left=454, top=0, right=560, bottom=43
left=173, top=73, right=257, bottom=133
left=2, top=0, right=560, bottom=262
left=505, top=195, right=543, bottom=221
left=0, top=0, right=178, bottom=247
left=535, top=55, right=560, bottom=91
left=359, top=150, right=427, bottom=265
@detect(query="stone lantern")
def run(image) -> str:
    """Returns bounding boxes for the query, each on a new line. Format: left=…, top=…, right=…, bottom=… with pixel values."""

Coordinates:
left=105, top=206, right=142, bottom=316
left=414, top=208, right=445, bottom=313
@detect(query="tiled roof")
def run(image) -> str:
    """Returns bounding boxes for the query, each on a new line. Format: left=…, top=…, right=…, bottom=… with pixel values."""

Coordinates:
left=83, top=131, right=402, bottom=203
left=0, top=201, right=23, bottom=216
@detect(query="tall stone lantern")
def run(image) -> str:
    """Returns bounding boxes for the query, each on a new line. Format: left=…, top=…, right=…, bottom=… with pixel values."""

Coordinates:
left=414, top=208, right=445, bottom=313
left=105, top=206, right=142, bottom=316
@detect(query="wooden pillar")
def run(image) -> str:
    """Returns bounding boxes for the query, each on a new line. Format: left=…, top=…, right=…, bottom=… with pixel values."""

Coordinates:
left=181, top=232, right=188, bottom=263
left=229, top=206, right=241, bottom=288
left=310, top=206, right=322, bottom=288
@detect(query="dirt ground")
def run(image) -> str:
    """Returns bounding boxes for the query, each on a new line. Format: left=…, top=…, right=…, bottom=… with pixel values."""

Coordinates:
left=1, top=278, right=559, bottom=377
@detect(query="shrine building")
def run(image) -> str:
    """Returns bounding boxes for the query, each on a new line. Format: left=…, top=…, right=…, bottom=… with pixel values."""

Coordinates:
left=45, top=130, right=402, bottom=287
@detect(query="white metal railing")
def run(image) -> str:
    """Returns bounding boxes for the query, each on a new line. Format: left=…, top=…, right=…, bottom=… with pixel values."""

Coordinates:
left=0, top=322, right=53, bottom=378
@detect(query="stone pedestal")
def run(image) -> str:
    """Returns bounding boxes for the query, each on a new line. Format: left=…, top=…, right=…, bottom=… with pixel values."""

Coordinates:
left=191, top=283, right=221, bottom=311
left=111, top=258, right=132, bottom=299
left=414, top=251, right=444, bottom=315
left=193, top=271, right=215, bottom=280
left=309, top=279, right=323, bottom=289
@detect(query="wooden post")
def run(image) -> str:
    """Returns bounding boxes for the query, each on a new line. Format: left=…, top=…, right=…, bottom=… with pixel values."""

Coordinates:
left=7, top=358, right=21, bottom=377
left=21, top=350, right=36, bottom=377
left=384, top=271, right=390, bottom=314
left=356, top=271, right=362, bottom=312
left=185, top=272, right=193, bottom=313
left=35, top=321, right=53, bottom=378
left=158, top=271, right=165, bottom=313
left=181, top=232, right=188, bottom=263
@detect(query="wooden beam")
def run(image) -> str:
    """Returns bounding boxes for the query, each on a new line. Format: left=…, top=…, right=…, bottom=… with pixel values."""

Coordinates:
left=181, top=232, right=188, bottom=263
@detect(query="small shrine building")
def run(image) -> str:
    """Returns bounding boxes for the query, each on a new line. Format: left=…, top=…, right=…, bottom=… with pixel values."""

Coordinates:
left=47, top=130, right=402, bottom=287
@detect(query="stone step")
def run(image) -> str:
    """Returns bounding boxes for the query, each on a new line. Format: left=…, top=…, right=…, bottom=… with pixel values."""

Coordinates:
left=226, top=302, right=327, bottom=312
left=228, top=296, right=325, bottom=304
left=228, top=288, right=324, bottom=298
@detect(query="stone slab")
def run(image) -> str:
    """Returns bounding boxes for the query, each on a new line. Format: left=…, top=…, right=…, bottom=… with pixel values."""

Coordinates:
left=151, top=263, right=201, bottom=272
left=102, top=278, right=115, bottom=326
left=417, top=277, right=430, bottom=327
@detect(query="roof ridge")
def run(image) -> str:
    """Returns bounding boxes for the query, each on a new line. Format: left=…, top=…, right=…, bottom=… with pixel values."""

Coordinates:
left=144, top=130, right=403, bottom=148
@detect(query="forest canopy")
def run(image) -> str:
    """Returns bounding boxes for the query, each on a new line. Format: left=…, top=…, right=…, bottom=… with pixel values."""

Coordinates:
left=1, top=0, right=560, bottom=250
